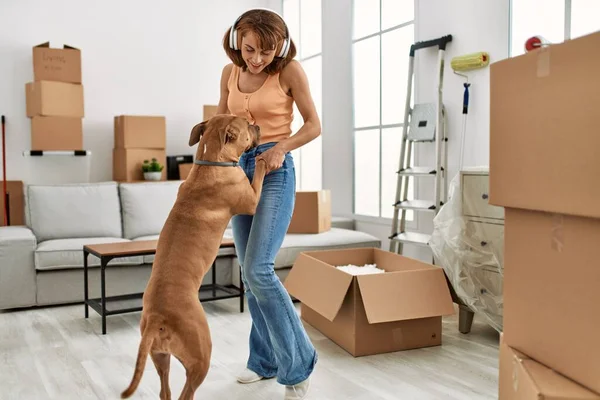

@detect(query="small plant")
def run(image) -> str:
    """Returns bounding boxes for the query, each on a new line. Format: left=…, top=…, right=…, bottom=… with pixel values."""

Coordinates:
left=142, top=158, right=164, bottom=173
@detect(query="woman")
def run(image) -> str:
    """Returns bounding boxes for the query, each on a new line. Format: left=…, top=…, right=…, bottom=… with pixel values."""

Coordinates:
left=215, top=8, right=320, bottom=400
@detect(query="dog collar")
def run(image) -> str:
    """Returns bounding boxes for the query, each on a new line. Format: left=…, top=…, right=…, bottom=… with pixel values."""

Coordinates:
left=194, top=159, right=239, bottom=167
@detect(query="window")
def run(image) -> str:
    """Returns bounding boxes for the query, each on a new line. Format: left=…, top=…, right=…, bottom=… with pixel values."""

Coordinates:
left=283, top=0, right=323, bottom=191
left=352, top=0, right=415, bottom=219
left=510, top=0, right=600, bottom=57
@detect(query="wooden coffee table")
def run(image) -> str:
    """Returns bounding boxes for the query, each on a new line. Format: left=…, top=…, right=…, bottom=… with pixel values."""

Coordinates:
left=83, top=238, right=242, bottom=334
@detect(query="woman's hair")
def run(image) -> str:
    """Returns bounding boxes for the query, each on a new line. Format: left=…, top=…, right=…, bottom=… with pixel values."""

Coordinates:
left=222, top=9, right=297, bottom=74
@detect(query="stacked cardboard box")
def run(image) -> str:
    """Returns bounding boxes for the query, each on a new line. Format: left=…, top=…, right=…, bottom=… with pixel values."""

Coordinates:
left=26, top=42, right=84, bottom=151
left=490, top=31, right=600, bottom=398
left=113, top=115, right=167, bottom=182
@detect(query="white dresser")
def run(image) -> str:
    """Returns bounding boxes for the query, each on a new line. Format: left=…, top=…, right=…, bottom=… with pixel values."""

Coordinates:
left=430, top=167, right=505, bottom=333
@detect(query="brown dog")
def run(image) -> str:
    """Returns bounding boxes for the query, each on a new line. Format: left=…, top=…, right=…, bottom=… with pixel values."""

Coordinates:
left=121, top=114, right=267, bottom=400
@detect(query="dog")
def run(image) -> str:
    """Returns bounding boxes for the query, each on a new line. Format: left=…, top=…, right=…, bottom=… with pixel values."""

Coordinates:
left=121, top=114, right=267, bottom=400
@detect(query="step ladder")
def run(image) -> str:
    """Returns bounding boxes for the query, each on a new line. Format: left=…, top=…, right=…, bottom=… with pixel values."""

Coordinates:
left=389, top=35, right=452, bottom=255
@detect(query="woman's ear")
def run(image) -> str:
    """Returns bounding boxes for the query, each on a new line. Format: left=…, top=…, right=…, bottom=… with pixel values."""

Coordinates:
left=189, top=121, right=208, bottom=146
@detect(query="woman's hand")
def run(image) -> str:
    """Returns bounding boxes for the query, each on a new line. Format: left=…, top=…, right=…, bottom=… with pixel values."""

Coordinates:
left=256, top=146, right=286, bottom=173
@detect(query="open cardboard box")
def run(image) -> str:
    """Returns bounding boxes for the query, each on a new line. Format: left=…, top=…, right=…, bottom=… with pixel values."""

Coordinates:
left=284, top=247, right=455, bottom=357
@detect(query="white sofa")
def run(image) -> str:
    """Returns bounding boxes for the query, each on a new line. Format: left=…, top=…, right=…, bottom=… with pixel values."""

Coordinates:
left=0, top=181, right=381, bottom=311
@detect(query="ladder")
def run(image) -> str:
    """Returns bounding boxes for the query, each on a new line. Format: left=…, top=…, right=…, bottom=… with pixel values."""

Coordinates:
left=389, top=35, right=452, bottom=255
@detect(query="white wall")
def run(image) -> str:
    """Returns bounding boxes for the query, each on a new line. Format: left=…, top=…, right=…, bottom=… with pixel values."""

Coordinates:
left=320, top=0, right=510, bottom=258
left=412, top=0, right=510, bottom=257
left=0, top=0, right=279, bottom=183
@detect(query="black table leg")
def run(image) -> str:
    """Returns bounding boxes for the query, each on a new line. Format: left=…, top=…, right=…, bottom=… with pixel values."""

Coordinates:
left=84, top=250, right=89, bottom=318
left=239, top=265, right=244, bottom=313
left=101, top=256, right=109, bottom=335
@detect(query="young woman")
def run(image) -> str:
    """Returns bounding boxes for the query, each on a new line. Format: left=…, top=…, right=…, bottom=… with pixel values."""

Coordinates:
left=215, top=8, right=321, bottom=400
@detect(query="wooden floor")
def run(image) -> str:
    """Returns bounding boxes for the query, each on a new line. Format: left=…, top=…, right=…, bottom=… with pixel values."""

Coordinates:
left=0, top=299, right=500, bottom=400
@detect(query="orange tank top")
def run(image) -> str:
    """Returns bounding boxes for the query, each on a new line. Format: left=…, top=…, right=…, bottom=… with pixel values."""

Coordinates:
left=227, top=65, right=294, bottom=144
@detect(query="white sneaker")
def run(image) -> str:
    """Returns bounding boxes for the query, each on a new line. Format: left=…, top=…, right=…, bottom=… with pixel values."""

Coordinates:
left=236, top=368, right=264, bottom=384
left=284, top=377, right=310, bottom=399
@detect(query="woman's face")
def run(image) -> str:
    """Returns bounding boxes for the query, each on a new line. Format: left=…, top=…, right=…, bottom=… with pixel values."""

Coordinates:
left=240, top=31, right=277, bottom=74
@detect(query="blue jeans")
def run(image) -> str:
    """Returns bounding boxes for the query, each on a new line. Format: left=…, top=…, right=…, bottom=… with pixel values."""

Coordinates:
left=231, top=142, right=318, bottom=386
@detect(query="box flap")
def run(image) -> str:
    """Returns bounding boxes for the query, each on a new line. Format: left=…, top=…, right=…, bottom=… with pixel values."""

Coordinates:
left=34, top=42, right=50, bottom=48
left=357, top=268, right=455, bottom=324
left=283, top=252, right=354, bottom=321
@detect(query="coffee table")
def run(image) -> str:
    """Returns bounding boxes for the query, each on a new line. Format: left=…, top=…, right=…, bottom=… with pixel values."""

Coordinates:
left=83, top=238, right=243, bottom=334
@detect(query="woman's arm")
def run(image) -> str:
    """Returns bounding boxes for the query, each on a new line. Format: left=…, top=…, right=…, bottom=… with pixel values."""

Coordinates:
left=276, top=60, right=321, bottom=153
left=215, top=63, right=233, bottom=116
left=257, top=60, right=321, bottom=172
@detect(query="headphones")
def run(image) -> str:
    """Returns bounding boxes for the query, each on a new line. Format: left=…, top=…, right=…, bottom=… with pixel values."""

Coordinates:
left=228, top=8, right=291, bottom=59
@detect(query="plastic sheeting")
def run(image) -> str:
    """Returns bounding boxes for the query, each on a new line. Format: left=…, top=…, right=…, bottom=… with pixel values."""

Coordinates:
left=429, top=172, right=504, bottom=332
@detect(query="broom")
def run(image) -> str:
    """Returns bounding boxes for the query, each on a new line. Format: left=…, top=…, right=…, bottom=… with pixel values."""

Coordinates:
left=1, top=115, right=7, bottom=226
left=450, top=52, right=489, bottom=170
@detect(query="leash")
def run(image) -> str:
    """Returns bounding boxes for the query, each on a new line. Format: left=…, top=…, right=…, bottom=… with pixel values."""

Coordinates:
left=194, top=159, right=239, bottom=167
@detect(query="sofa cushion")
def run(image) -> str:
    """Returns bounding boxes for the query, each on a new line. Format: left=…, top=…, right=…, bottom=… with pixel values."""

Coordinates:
left=274, top=228, right=381, bottom=269
left=35, top=237, right=143, bottom=271
left=119, top=181, right=183, bottom=239
left=133, top=231, right=236, bottom=264
left=25, top=182, right=122, bottom=242
left=331, top=216, right=355, bottom=230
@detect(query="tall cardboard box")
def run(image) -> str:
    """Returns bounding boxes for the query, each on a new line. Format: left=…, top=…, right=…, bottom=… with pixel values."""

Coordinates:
left=113, top=148, right=166, bottom=182
left=288, top=190, right=331, bottom=234
left=203, top=105, right=218, bottom=121
left=31, top=116, right=83, bottom=150
left=26, top=81, right=84, bottom=118
left=489, top=31, right=600, bottom=219
left=0, top=181, right=25, bottom=226
left=503, top=208, right=600, bottom=394
left=114, top=115, right=166, bottom=149
left=284, top=248, right=455, bottom=357
left=32, top=42, right=82, bottom=83
left=499, top=334, right=600, bottom=400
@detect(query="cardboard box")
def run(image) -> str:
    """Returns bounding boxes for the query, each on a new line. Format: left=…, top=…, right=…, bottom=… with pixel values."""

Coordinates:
left=499, top=334, right=600, bottom=400
left=114, top=115, right=166, bottom=149
left=0, top=181, right=25, bottom=226
left=26, top=81, right=84, bottom=118
left=489, top=31, right=600, bottom=219
left=503, top=208, right=600, bottom=394
left=178, top=163, right=193, bottom=179
left=203, top=105, right=218, bottom=121
left=288, top=190, right=331, bottom=234
left=33, top=42, right=82, bottom=83
left=31, top=116, right=83, bottom=151
left=284, top=248, right=455, bottom=357
left=166, top=155, right=193, bottom=180
left=113, top=148, right=166, bottom=182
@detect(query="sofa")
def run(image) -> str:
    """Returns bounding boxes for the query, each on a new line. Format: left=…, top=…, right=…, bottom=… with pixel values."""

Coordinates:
left=0, top=180, right=381, bottom=311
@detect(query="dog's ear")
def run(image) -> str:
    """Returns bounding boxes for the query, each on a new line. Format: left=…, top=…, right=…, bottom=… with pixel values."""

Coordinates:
left=189, top=121, right=208, bottom=146
left=219, top=125, right=239, bottom=147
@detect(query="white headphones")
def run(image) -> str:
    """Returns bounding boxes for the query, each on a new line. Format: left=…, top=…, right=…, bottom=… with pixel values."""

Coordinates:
left=228, top=8, right=291, bottom=59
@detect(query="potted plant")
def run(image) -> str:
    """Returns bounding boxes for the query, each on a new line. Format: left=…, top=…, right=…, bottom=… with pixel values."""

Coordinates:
left=142, top=158, right=164, bottom=181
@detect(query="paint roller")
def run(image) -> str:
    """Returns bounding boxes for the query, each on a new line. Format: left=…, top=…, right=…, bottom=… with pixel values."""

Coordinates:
left=450, top=52, right=490, bottom=170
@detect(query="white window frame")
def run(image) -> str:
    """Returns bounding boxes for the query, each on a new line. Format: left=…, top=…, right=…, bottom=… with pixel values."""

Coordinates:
left=351, top=0, right=416, bottom=224
left=509, top=0, right=598, bottom=56
left=282, top=0, right=323, bottom=191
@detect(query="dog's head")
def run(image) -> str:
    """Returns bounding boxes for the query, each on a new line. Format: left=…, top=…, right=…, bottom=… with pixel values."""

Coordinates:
left=189, top=114, right=260, bottom=160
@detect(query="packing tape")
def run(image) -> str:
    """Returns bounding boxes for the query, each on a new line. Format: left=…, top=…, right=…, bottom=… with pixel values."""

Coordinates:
left=537, top=47, right=551, bottom=78
left=551, top=213, right=564, bottom=252
left=512, top=358, right=520, bottom=392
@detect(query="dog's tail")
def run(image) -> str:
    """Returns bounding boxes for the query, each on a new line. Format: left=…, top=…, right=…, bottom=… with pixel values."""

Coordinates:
left=121, top=319, right=161, bottom=399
